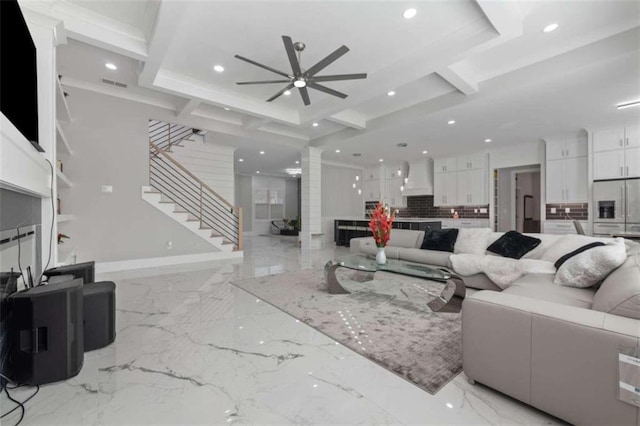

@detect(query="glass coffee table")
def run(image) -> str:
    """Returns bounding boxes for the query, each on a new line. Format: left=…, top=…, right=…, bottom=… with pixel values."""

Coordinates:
left=324, top=254, right=465, bottom=312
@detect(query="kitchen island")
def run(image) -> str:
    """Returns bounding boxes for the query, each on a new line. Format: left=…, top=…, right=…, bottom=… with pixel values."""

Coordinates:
left=333, top=218, right=442, bottom=246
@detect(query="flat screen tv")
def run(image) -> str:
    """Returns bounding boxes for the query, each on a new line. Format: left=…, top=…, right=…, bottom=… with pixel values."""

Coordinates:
left=0, top=0, right=41, bottom=152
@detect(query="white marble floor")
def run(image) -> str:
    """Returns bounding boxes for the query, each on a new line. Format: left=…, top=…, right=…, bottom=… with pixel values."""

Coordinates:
left=1, top=236, right=563, bottom=425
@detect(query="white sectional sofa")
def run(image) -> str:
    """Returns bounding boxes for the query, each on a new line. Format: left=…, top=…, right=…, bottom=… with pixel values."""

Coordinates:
left=349, top=229, right=640, bottom=425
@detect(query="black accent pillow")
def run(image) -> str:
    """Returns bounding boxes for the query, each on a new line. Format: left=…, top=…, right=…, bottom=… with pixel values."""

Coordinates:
left=554, top=242, right=606, bottom=269
left=420, top=229, right=459, bottom=252
left=487, top=231, right=541, bottom=259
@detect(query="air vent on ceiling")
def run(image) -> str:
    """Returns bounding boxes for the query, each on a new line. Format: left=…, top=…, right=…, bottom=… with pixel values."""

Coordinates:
left=101, top=78, right=128, bottom=89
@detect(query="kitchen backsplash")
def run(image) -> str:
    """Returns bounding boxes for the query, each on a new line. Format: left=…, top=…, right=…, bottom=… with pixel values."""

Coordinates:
left=545, top=203, right=589, bottom=220
left=395, top=195, right=490, bottom=219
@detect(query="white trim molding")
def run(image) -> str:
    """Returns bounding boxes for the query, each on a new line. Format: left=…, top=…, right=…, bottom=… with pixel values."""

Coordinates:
left=95, top=250, right=243, bottom=274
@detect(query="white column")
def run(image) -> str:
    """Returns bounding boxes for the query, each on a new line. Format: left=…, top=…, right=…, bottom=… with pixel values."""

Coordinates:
left=300, top=147, right=322, bottom=251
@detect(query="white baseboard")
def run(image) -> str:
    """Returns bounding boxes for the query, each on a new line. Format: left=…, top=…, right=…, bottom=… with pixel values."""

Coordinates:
left=95, top=250, right=243, bottom=274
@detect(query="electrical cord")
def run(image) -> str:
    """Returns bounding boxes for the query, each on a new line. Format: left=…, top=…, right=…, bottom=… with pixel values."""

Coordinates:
left=0, top=372, right=40, bottom=426
left=36, top=159, right=55, bottom=287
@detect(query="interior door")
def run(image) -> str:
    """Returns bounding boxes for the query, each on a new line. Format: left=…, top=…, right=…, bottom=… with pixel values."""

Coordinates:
left=626, top=179, right=640, bottom=223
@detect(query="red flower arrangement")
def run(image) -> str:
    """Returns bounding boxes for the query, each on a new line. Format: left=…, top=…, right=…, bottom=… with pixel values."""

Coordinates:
left=368, top=202, right=397, bottom=248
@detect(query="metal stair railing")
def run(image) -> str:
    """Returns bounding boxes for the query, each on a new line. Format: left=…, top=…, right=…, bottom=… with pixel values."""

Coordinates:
left=147, top=123, right=242, bottom=251
left=148, top=119, right=196, bottom=152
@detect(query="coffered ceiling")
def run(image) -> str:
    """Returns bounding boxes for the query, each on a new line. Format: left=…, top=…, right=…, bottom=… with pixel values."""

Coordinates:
left=23, top=0, right=640, bottom=177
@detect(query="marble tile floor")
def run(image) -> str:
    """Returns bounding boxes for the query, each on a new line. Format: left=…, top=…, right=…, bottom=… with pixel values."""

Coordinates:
left=1, top=235, right=564, bottom=425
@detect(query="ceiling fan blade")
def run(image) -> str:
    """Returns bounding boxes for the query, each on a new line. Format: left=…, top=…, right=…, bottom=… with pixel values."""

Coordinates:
left=305, top=45, right=350, bottom=77
left=236, top=80, right=291, bottom=85
left=282, top=36, right=302, bottom=76
left=307, top=81, right=348, bottom=99
left=311, top=73, right=367, bottom=82
left=298, top=86, right=311, bottom=106
left=267, top=83, right=295, bottom=102
left=234, top=55, right=290, bottom=78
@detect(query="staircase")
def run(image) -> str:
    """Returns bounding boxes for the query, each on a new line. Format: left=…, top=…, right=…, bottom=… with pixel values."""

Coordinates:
left=142, top=120, right=242, bottom=253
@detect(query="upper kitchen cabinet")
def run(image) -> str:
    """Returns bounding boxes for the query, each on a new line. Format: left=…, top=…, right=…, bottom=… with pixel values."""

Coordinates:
left=592, top=125, right=640, bottom=179
left=545, top=137, right=588, bottom=203
left=546, top=137, right=588, bottom=160
left=434, top=157, right=458, bottom=173
left=434, top=153, right=488, bottom=206
left=457, top=153, right=486, bottom=170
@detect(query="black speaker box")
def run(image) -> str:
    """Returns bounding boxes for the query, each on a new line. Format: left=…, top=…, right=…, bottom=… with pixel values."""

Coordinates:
left=5, top=279, right=84, bottom=385
left=83, top=281, right=116, bottom=351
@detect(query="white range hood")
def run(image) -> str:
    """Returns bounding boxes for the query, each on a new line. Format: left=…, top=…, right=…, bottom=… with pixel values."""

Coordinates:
left=403, top=159, right=434, bottom=197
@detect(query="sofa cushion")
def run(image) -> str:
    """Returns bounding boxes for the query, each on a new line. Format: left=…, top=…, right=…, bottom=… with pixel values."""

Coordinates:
left=540, top=234, right=610, bottom=264
left=554, top=242, right=605, bottom=269
left=397, top=248, right=451, bottom=267
left=420, top=229, right=459, bottom=252
left=388, top=229, right=425, bottom=249
left=454, top=228, right=493, bottom=255
left=521, top=233, right=562, bottom=260
left=592, top=254, right=640, bottom=319
left=504, top=274, right=595, bottom=309
left=554, top=239, right=627, bottom=288
left=487, top=231, right=541, bottom=259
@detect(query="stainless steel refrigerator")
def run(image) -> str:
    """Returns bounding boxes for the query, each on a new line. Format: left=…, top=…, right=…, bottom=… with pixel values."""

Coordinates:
left=592, top=178, right=640, bottom=236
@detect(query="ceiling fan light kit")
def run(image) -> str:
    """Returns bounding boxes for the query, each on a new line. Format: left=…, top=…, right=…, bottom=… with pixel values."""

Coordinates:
left=235, top=35, right=367, bottom=106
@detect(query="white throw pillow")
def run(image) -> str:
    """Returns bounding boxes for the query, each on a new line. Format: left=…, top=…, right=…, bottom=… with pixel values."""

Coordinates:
left=554, top=238, right=627, bottom=288
left=454, top=228, right=492, bottom=255
left=541, top=235, right=609, bottom=264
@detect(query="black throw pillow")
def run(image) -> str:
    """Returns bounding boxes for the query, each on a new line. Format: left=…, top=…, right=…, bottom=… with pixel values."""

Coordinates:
left=554, top=242, right=606, bottom=269
left=487, top=231, right=541, bottom=259
left=420, top=229, right=459, bottom=253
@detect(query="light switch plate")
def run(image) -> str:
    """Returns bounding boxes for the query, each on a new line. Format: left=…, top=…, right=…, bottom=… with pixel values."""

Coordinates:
left=551, top=208, right=557, bottom=214
left=565, top=207, right=571, bottom=213
left=101, top=185, right=113, bottom=193
left=480, top=208, right=487, bottom=214
left=474, top=209, right=478, bottom=213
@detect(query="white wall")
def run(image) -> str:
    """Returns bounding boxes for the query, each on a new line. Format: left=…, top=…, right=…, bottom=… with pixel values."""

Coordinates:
left=321, top=163, right=365, bottom=244
left=62, top=88, right=214, bottom=262
left=171, top=133, right=235, bottom=205
left=235, top=174, right=253, bottom=233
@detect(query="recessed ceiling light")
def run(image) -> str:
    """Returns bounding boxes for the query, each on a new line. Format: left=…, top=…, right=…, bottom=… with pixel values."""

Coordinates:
left=293, top=78, right=306, bottom=88
left=387, top=91, right=396, bottom=96
left=312, top=122, right=319, bottom=127
left=335, top=149, right=341, bottom=153
left=422, top=150, right=428, bottom=154
left=213, top=65, right=224, bottom=72
left=358, top=189, right=362, bottom=195
left=355, top=175, right=359, bottom=181
left=259, top=151, right=265, bottom=155
left=617, top=100, right=640, bottom=110
left=403, top=8, right=417, bottom=19
left=543, top=23, right=559, bottom=33
left=238, top=158, right=244, bottom=162
left=448, top=120, right=456, bottom=125
left=352, top=183, right=356, bottom=188
left=224, top=107, right=230, bottom=111
left=379, top=158, right=384, bottom=162
left=105, top=63, right=117, bottom=70
left=295, top=160, right=300, bottom=164
left=485, top=138, right=492, bottom=143
left=256, top=170, right=260, bottom=174
left=284, top=90, right=291, bottom=96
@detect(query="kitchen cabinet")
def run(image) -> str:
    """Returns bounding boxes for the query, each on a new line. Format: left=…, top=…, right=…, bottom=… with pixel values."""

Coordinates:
left=441, top=219, right=490, bottom=229
left=384, top=176, right=405, bottom=207
left=434, top=157, right=458, bottom=173
left=592, top=126, right=640, bottom=179
left=546, top=157, right=588, bottom=202
left=362, top=179, right=380, bottom=201
left=456, top=169, right=487, bottom=205
left=434, top=172, right=457, bottom=206
left=546, top=138, right=588, bottom=160
left=543, top=221, right=589, bottom=235
left=457, top=153, right=486, bottom=170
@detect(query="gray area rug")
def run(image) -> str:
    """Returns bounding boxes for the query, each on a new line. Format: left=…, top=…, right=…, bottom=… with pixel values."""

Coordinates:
left=232, top=268, right=462, bottom=394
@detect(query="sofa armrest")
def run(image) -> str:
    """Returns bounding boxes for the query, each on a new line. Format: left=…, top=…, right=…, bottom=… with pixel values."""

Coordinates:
left=349, top=237, right=373, bottom=254
left=462, top=291, right=639, bottom=426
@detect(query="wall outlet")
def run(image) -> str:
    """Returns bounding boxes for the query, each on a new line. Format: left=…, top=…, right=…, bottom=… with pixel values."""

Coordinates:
left=166, top=241, right=173, bottom=250
left=565, top=207, right=571, bottom=213
left=474, top=209, right=478, bottom=213
left=480, top=208, right=487, bottom=214
left=101, top=185, right=113, bottom=193
left=551, top=208, right=557, bottom=214
left=451, top=208, right=455, bottom=214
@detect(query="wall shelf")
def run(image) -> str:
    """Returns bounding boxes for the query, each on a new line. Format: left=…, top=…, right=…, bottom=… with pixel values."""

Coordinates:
left=56, top=169, right=72, bottom=188
left=56, top=121, right=72, bottom=156
left=56, top=214, right=74, bottom=223
left=56, top=77, right=72, bottom=123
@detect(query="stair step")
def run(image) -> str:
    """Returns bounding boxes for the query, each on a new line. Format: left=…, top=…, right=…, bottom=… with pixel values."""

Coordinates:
left=158, top=201, right=175, bottom=204
left=199, top=226, right=212, bottom=230
left=174, top=209, right=187, bottom=213
left=222, top=240, right=234, bottom=245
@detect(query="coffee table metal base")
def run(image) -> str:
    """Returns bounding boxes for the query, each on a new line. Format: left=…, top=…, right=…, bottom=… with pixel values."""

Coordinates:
left=324, top=260, right=465, bottom=312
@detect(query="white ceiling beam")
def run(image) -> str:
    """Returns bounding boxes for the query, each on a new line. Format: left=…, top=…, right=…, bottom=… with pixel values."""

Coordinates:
left=138, top=1, right=188, bottom=86
left=474, top=0, right=523, bottom=37
left=437, top=66, right=479, bottom=95
left=242, top=116, right=271, bottom=130
left=20, top=1, right=148, bottom=60
left=327, top=110, right=366, bottom=130
left=176, top=99, right=200, bottom=119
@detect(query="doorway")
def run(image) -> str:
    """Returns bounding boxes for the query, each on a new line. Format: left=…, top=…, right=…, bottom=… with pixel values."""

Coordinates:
left=495, top=165, right=541, bottom=233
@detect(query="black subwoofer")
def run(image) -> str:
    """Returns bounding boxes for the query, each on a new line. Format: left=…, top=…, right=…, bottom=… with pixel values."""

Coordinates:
left=83, top=281, right=116, bottom=351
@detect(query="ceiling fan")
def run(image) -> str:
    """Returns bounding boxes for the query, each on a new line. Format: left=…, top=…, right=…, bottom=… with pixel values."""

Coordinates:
left=234, top=36, right=367, bottom=106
